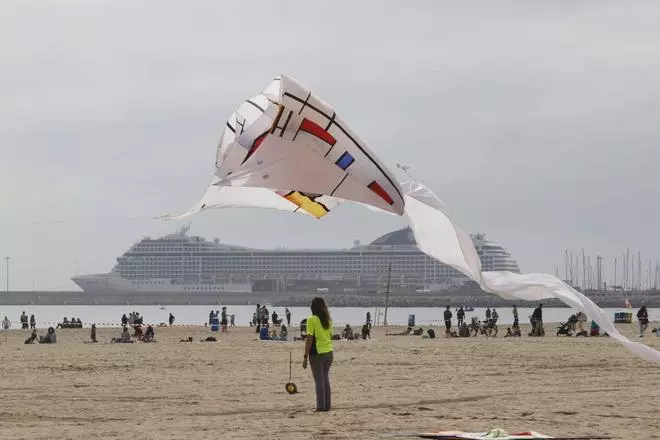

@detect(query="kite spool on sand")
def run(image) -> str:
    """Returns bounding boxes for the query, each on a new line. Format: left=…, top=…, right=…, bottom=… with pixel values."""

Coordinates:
left=285, top=352, right=298, bottom=394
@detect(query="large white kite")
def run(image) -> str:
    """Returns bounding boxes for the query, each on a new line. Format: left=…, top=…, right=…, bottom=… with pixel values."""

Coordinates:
left=165, top=74, right=660, bottom=364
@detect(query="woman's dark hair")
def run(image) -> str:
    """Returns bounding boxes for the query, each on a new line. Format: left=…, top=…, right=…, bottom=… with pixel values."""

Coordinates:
left=311, top=297, right=331, bottom=329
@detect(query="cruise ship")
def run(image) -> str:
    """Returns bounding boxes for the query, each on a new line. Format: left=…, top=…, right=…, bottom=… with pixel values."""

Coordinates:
left=72, top=226, right=520, bottom=295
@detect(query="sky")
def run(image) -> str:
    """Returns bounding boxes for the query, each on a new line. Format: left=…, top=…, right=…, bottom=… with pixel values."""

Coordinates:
left=1, top=1, right=659, bottom=291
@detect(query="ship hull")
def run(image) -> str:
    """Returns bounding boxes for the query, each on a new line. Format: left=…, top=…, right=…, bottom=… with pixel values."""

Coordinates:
left=71, top=274, right=253, bottom=294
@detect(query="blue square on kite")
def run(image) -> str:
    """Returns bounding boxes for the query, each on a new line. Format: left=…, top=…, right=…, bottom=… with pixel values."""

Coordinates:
left=335, top=151, right=355, bottom=170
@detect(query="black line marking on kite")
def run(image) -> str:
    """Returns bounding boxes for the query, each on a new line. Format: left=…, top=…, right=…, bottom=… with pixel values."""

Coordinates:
left=279, top=111, right=293, bottom=137
left=283, top=92, right=332, bottom=121
left=324, top=145, right=335, bottom=158
left=330, top=174, right=349, bottom=196
left=225, top=122, right=236, bottom=133
left=333, top=121, right=404, bottom=203
left=236, top=119, right=246, bottom=134
left=246, top=99, right=265, bottom=113
left=266, top=97, right=278, bottom=105
left=270, top=106, right=284, bottom=134
left=325, top=112, right=336, bottom=131
left=297, top=91, right=312, bottom=115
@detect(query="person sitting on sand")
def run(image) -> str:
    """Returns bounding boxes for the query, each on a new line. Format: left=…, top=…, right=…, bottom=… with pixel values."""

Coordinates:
left=39, top=327, right=57, bottom=344
left=112, top=326, right=132, bottom=343
left=342, top=324, right=353, bottom=340
left=120, top=326, right=131, bottom=343
left=412, top=328, right=424, bottom=336
left=280, top=325, right=288, bottom=341
left=141, top=325, right=155, bottom=342
left=56, top=317, right=68, bottom=329
left=25, top=329, right=38, bottom=344
left=179, top=337, right=193, bottom=342
left=133, top=324, right=143, bottom=339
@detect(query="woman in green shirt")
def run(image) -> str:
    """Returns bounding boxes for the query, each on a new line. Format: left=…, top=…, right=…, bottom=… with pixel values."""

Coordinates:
left=302, top=297, right=334, bottom=411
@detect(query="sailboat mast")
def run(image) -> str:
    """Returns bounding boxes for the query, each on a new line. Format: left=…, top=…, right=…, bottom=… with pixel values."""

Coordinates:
left=383, top=262, right=392, bottom=326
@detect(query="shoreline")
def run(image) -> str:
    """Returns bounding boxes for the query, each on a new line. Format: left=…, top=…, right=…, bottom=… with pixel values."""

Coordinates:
left=1, top=290, right=659, bottom=308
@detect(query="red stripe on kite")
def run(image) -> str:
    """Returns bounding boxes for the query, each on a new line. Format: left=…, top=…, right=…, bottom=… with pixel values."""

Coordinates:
left=368, top=181, right=394, bottom=205
left=243, top=131, right=268, bottom=163
left=299, top=118, right=336, bottom=146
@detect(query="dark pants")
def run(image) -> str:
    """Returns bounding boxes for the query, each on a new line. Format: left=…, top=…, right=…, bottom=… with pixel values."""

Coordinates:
left=310, top=351, right=333, bottom=411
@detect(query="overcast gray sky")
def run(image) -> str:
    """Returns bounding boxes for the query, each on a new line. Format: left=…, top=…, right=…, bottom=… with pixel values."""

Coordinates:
left=1, top=1, right=659, bottom=290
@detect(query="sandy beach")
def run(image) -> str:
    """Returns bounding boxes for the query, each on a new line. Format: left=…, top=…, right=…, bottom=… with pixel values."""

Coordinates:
left=0, top=322, right=658, bottom=440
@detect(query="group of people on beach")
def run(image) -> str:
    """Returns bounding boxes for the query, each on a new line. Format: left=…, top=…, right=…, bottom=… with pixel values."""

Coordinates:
left=251, top=305, right=294, bottom=340
left=209, top=307, right=234, bottom=332
left=111, top=323, right=156, bottom=344
left=442, top=305, right=529, bottom=337
left=24, top=327, right=57, bottom=344
left=2, top=314, right=58, bottom=344
left=250, top=305, right=292, bottom=328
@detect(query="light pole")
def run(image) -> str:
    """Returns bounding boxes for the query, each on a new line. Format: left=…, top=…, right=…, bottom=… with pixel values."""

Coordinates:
left=5, top=257, right=9, bottom=291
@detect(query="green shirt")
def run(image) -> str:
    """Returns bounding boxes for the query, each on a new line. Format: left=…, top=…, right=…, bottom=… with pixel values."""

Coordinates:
left=307, top=315, right=333, bottom=354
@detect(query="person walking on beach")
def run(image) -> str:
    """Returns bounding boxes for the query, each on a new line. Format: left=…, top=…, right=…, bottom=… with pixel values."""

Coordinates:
left=637, top=305, right=649, bottom=337
left=491, top=309, right=499, bottom=324
left=285, top=307, right=291, bottom=326
left=90, top=324, right=97, bottom=343
left=2, top=316, right=10, bottom=331
left=512, top=305, right=519, bottom=328
left=169, top=313, right=175, bottom=326
left=303, top=297, right=333, bottom=412
left=221, top=307, right=228, bottom=333
left=457, top=306, right=465, bottom=327
left=30, top=314, right=36, bottom=329
left=531, top=304, right=544, bottom=336
left=443, top=306, right=452, bottom=335
left=485, top=308, right=491, bottom=323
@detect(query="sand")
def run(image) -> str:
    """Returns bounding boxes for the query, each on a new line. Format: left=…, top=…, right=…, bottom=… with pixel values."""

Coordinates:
left=0, top=322, right=658, bottom=440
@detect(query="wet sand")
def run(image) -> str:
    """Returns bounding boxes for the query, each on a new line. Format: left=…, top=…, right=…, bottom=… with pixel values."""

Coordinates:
left=0, top=323, right=658, bottom=439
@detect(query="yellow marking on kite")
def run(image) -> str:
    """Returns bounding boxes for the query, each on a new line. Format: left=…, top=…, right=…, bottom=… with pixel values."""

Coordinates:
left=282, top=192, right=329, bottom=219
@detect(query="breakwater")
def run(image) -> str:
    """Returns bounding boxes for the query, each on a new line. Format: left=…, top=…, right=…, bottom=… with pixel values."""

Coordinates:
left=1, top=289, right=658, bottom=307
